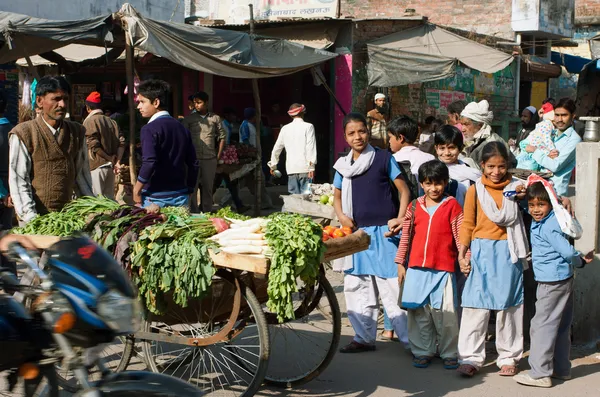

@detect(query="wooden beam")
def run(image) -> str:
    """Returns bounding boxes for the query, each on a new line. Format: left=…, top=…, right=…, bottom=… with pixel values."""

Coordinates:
left=125, top=31, right=137, bottom=188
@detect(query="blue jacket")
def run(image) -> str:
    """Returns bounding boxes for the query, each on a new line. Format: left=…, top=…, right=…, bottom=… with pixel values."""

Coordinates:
left=530, top=210, right=583, bottom=282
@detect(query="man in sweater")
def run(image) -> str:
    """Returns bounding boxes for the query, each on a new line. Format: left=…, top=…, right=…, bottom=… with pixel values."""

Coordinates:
left=182, top=91, right=225, bottom=213
left=83, top=91, right=124, bottom=199
left=134, top=80, right=198, bottom=208
left=0, top=92, right=13, bottom=230
left=9, top=76, right=94, bottom=225
left=268, top=103, right=317, bottom=194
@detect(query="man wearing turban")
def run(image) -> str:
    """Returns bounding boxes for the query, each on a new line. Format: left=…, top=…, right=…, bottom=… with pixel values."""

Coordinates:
left=460, top=100, right=513, bottom=170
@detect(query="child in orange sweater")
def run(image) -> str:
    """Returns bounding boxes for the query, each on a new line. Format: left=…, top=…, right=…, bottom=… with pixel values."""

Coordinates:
left=456, top=142, right=528, bottom=378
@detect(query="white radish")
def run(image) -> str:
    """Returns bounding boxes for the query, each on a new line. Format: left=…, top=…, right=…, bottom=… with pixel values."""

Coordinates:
left=221, top=233, right=265, bottom=241
left=224, top=217, right=244, bottom=224
left=222, top=245, right=263, bottom=254
left=212, top=225, right=261, bottom=240
left=219, top=239, right=267, bottom=247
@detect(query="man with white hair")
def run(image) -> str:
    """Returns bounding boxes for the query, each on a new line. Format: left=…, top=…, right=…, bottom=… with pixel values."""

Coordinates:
left=367, top=93, right=389, bottom=149
left=460, top=100, right=513, bottom=170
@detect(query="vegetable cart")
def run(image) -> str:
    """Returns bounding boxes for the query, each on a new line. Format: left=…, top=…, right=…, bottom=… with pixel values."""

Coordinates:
left=19, top=214, right=370, bottom=397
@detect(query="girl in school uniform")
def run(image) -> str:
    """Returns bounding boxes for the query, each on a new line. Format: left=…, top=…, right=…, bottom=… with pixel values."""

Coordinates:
left=456, top=141, right=529, bottom=377
left=333, top=112, right=411, bottom=353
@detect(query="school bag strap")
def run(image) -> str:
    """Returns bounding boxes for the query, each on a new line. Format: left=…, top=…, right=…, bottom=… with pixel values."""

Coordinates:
left=404, top=199, right=418, bottom=267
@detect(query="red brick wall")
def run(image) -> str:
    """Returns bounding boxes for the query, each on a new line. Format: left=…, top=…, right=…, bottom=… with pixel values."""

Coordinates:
left=575, top=0, right=600, bottom=21
left=341, top=0, right=514, bottom=39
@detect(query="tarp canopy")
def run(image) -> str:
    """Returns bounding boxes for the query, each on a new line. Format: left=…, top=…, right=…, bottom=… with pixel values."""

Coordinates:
left=551, top=51, right=592, bottom=74
left=0, top=3, right=337, bottom=79
left=367, top=24, right=514, bottom=87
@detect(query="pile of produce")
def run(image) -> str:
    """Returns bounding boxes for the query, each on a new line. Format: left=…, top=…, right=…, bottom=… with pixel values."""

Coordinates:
left=322, top=225, right=353, bottom=242
left=219, top=145, right=239, bottom=165
left=13, top=197, right=326, bottom=322
left=218, top=144, right=258, bottom=166
left=210, top=213, right=326, bottom=322
left=309, top=183, right=334, bottom=206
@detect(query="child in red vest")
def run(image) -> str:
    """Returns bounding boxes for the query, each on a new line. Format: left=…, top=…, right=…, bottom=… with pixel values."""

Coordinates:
left=395, top=160, right=463, bottom=369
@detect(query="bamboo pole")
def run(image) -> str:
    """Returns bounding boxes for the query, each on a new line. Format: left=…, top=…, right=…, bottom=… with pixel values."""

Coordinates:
left=125, top=32, right=137, bottom=187
left=249, top=4, right=262, bottom=217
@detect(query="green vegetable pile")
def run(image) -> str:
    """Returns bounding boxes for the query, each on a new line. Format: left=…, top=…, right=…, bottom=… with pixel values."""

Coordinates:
left=14, top=199, right=327, bottom=322
left=13, top=196, right=120, bottom=236
left=264, top=213, right=326, bottom=322
left=131, top=214, right=217, bottom=314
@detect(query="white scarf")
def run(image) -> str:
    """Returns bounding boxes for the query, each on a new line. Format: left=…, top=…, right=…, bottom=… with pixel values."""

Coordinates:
left=448, top=161, right=481, bottom=184
left=333, top=144, right=376, bottom=219
left=331, top=145, right=376, bottom=272
left=475, top=178, right=529, bottom=263
left=473, top=123, right=493, bottom=140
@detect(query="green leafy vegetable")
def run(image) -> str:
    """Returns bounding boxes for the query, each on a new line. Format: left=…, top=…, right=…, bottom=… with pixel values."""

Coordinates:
left=264, top=213, right=325, bottom=322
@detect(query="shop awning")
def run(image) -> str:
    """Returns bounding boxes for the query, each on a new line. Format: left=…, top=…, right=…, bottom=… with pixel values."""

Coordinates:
left=15, top=44, right=124, bottom=66
left=0, top=3, right=337, bottom=79
left=551, top=51, right=592, bottom=74
left=366, top=23, right=514, bottom=87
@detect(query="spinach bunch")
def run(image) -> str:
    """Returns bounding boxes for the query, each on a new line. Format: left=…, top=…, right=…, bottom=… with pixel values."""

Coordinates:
left=130, top=215, right=217, bottom=314
left=265, top=213, right=326, bottom=322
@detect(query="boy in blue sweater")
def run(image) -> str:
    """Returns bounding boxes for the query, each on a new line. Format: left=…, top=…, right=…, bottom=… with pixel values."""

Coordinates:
left=133, top=80, right=198, bottom=208
left=514, top=182, right=594, bottom=388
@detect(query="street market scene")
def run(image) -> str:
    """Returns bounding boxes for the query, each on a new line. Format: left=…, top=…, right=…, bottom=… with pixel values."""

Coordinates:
left=0, top=0, right=599, bottom=396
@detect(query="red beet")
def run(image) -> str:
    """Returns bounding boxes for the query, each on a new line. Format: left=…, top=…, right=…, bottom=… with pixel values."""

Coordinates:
left=210, top=218, right=230, bottom=233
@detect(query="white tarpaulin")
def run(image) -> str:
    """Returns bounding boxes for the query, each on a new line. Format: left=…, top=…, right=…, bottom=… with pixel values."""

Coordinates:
left=0, top=3, right=336, bottom=79
left=367, top=24, right=515, bottom=87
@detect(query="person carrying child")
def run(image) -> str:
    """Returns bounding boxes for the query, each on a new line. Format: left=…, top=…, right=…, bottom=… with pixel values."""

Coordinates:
left=333, top=112, right=411, bottom=353
left=456, top=141, right=529, bottom=378
left=395, top=160, right=464, bottom=370
left=513, top=180, right=594, bottom=388
left=434, top=125, right=482, bottom=206
left=516, top=102, right=556, bottom=171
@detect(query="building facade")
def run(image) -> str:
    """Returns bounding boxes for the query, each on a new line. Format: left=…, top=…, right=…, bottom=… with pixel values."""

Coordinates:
left=3, top=0, right=184, bottom=22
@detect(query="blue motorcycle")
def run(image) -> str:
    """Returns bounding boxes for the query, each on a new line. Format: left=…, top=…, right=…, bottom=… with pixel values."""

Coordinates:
left=2, top=236, right=203, bottom=396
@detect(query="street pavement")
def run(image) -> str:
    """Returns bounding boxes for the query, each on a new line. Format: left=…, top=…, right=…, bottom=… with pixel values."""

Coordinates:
left=257, top=269, right=600, bottom=397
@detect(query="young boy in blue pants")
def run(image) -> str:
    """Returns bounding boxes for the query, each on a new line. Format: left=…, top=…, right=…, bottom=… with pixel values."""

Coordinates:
left=514, top=182, right=594, bottom=388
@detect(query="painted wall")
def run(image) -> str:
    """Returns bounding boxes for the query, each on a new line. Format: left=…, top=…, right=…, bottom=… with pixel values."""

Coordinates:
left=512, top=0, right=575, bottom=38
left=3, top=1, right=184, bottom=22
left=333, top=55, right=352, bottom=158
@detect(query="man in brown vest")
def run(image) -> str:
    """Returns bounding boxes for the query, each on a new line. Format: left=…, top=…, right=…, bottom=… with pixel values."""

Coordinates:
left=83, top=91, right=124, bottom=199
left=8, top=76, right=94, bottom=225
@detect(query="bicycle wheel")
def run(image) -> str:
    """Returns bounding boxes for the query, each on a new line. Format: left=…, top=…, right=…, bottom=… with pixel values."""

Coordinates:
left=140, top=272, right=270, bottom=397
left=264, top=274, right=341, bottom=388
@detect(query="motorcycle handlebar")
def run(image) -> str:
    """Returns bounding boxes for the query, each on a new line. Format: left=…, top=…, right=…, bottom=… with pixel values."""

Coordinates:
left=7, top=242, right=49, bottom=286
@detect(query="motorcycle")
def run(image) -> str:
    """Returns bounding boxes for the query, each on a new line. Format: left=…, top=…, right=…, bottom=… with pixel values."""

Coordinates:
left=1, top=235, right=203, bottom=396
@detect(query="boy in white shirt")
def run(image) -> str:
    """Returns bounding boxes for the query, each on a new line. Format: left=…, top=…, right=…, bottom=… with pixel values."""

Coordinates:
left=434, top=125, right=481, bottom=207
left=268, top=103, right=317, bottom=194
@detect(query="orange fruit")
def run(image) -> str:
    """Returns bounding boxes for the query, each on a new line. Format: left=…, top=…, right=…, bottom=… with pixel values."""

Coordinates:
left=341, top=226, right=353, bottom=236
left=333, top=229, right=346, bottom=238
left=322, top=231, right=330, bottom=241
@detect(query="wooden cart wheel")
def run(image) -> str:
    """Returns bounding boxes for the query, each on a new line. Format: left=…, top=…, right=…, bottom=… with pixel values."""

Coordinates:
left=137, top=271, right=270, bottom=397
left=19, top=266, right=134, bottom=393
left=262, top=269, right=342, bottom=388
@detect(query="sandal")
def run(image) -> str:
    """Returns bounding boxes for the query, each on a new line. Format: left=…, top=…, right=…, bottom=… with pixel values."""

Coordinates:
left=379, top=331, right=394, bottom=341
left=412, top=356, right=433, bottom=368
left=443, top=357, right=459, bottom=370
left=499, top=365, right=519, bottom=376
left=457, top=364, right=478, bottom=377
left=339, top=341, right=376, bottom=353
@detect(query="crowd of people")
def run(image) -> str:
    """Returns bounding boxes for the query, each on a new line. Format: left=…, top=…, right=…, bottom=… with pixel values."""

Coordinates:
left=331, top=92, right=593, bottom=389
left=0, top=74, right=593, bottom=390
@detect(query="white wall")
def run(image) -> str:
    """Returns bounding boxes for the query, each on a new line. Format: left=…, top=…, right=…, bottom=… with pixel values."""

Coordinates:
left=2, top=0, right=184, bottom=22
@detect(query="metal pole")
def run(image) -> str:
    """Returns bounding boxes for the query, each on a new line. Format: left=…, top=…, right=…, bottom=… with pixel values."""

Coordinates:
left=125, top=31, right=137, bottom=188
left=249, top=4, right=262, bottom=216
left=514, top=33, right=522, bottom=116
